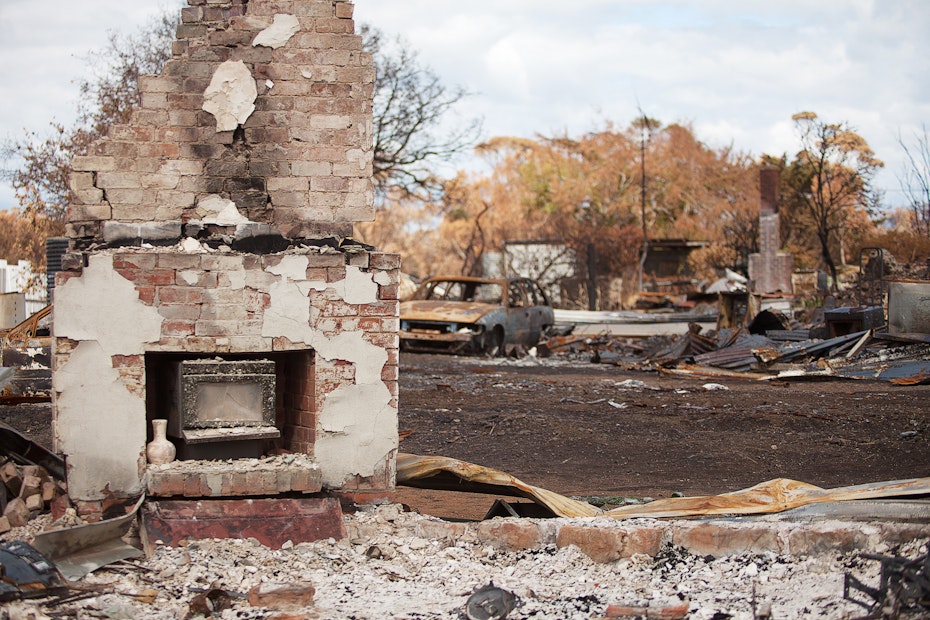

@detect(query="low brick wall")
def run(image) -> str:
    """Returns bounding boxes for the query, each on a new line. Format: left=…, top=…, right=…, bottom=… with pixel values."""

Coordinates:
left=366, top=514, right=930, bottom=563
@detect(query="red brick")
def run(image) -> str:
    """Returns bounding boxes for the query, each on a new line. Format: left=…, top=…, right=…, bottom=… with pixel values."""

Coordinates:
left=366, top=332, right=399, bottom=349
left=183, top=475, right=211, bottom=498
left=672, top=523, right=782, bottom=557
left=378, top=284, right=399, bottom=300
left=113, top=254, right=159, bottom=271
left=334, top=2, right=354, bottom=19
left=49, top=494, right=72, bottom=521
left=477, top=520, right=547, bottom=551
left=141, top=498, right=345, bottom=551
left=370, top=253, right=400, bottom=270
left=603, top=602, right=689, bottom=619
left=326, top=266, right=347, bottom=282
left=381, top=365, right=398, bottom=382
left=557, top=525, right=664, bottom=563
left=248, top=582, right=315, bottom=610
left=111, top=355, right=144, bottom=368
left=137, top=286, right=156, bottom=304
left=115, top=268, right=176, bottom=287
left=148, top=471, right=186, bottom=497
left=163, top=320, right=196, bottom=337
left=306, top=253, right=346, bottom=268
left=74, top=500, right=104, bottom=521
left=359, top=302, right=398, bottom=316
left=157, top=286, right=204, bottom=305
left=787, top=525, right=869, bottom=556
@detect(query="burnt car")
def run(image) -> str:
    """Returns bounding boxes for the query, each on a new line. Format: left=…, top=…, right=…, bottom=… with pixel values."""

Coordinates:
left=400, top=276, right=555, bottom=355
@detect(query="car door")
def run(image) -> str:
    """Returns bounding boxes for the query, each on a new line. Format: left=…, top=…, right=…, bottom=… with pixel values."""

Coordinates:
left=505, top=280, right=531, bottom=345
left=523, top=279, right=552, bottom=344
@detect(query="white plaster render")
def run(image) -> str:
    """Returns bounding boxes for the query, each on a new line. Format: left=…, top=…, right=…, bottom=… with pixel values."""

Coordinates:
left=54, top=254, right=163, bottom=355
left=180, top=237, right=208, bottom=253
left=252, top=14, right=301, bottom=49
left=202, top=61, right=258, bottom=132
left=227, top=269, right=247, bottom=290
left=196, top=194, right=249, bottom=225
left=341, top=265, right=379, bottom=305
left=54, top=341, right=147, bottom=500
left=261, top=257, right=397, bottom=486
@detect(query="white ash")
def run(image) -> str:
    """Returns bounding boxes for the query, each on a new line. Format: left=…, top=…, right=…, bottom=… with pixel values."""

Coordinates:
left=2, top=504, right=925, bottom=620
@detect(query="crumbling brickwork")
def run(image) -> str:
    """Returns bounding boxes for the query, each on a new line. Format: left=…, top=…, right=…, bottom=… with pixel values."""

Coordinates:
left=54, top=0, right=399, bottom=519
left=68, top=0, right=373, bottom=245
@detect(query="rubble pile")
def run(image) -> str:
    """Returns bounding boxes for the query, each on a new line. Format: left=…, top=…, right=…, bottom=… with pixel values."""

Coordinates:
left=2, top=505, right=928, bottom=619
left=0, top=461, right=66, bottom=534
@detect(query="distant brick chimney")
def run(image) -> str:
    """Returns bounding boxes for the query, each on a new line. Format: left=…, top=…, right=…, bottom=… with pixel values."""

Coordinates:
left=748, top=167, right=793, bottom=294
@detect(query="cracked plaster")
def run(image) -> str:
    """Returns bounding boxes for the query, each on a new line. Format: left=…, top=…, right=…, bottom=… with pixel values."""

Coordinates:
left=54, top=254, right=165, bottom=500
left=252, top=14, right=301, bottom=49
left=262, top=256, right=396, bottom=486
left=54, top=254, right=163, bottom=355
left=203, top=60, right=258, bottom=132
left=54, top=341, right=147, bottom=500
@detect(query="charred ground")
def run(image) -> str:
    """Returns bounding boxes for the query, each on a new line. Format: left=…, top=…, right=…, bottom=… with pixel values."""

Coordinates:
left=394, top=352, right=930, bottom=519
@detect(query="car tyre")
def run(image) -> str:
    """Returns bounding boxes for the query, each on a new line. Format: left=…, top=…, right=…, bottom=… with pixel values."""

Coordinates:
left=482, top=328, right=504, bottom=357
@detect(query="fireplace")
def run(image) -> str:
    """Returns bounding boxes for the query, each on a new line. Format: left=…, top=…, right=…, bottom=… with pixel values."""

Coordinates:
left=157, top=357, right=279, bottom=459
left=51, top=0, right=400, bottom=522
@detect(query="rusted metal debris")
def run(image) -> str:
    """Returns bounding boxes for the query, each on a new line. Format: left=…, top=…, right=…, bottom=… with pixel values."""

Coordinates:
left=0, top=305, right=51, bottom=345
left=396, top=453, right=930, bottom=521
left=844, top=546, right=930, bottom=619
left=1, top=306, right=52, bottom=404
left=597, top=310, right=930, bottom=384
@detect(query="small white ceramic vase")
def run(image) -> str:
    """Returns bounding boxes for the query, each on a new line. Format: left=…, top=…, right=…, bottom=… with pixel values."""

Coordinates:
left=146, top=419, right=176, bottom=465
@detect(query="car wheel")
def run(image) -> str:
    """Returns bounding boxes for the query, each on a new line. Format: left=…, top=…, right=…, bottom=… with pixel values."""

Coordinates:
left=482, top=328, right=504, bottom=357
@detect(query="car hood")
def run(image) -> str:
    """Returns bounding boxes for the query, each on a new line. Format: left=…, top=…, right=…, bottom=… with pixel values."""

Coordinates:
left=400, top=300, right=497, bottom=323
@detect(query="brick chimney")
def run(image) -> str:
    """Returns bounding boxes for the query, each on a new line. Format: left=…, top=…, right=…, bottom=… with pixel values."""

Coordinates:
left=52, top=0, right=399, bottom=524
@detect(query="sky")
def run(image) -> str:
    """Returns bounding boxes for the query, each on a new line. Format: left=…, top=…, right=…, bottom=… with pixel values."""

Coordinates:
left=1, top=0, right=928, bottom=212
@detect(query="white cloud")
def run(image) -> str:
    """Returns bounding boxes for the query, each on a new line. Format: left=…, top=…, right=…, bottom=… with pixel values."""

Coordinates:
left=2, top=0, right=927, bottom=211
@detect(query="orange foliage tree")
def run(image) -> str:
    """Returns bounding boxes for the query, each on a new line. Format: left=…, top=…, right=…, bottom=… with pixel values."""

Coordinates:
left=397, top=122, right=761, bottom=297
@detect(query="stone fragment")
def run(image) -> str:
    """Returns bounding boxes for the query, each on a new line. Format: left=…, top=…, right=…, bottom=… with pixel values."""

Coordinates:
left=247, top=582, right=315, bottom=610
left=4, top=497, right=30, bottom=527
left=50, top=494, right=72, bottom=522
left=203, top=60, right=258, bottom=131
left=0, top=461, right=22, bottom=496
left=41, top=480, right=59, bottom=503
left=24, top=493, right=44, bottom=512
left=19, top=475, right=43, bottom=500
left=197, top=194, right=249, bottom=225
left=252, top=14, right=301, bottom=49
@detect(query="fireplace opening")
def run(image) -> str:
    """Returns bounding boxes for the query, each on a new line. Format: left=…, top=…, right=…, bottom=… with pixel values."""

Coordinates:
left=145, top=350, right=316, bottom=461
